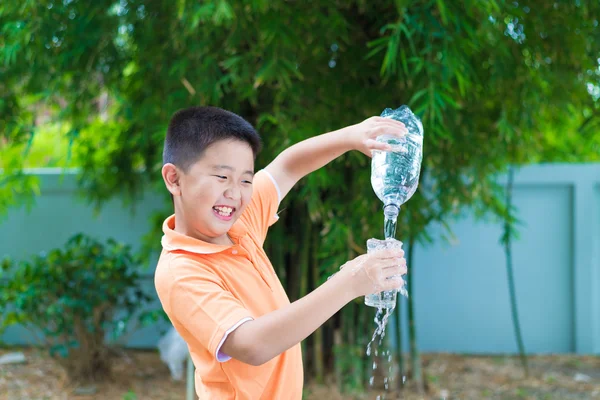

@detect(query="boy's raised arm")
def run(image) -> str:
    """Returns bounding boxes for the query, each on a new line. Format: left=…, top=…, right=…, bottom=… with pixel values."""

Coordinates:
left=264, top=117, right=407, bottom=201
left=220, top=247, right=406, bottom=366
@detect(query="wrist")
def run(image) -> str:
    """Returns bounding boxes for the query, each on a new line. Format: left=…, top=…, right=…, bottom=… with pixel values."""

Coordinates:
left=329, top=267, right=360, bottom=302
left=334, top=125, right=360, bottom=153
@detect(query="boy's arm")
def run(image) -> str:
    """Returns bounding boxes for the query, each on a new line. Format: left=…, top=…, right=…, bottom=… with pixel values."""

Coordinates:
left=221, top=268, right=355, bottom=366
left=264, top=116, right=407, bottom=200
left=220, top=247, right=406, bottom=366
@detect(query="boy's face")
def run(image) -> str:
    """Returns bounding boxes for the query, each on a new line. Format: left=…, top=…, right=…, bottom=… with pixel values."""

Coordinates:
left=164, top=139, right=255, bottom=245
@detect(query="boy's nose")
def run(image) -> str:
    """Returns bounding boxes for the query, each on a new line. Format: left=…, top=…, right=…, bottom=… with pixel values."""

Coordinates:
left=224, top=186, right=241, bottom=200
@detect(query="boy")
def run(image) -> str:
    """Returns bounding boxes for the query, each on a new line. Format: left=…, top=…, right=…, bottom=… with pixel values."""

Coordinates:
left=154, top=106, right=407, bottom=399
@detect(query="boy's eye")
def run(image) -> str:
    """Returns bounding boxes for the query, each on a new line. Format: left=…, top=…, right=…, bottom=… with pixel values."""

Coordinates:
left=243, top=180, right=253, bottom=184
left=214, top=175, right=227, bottom=180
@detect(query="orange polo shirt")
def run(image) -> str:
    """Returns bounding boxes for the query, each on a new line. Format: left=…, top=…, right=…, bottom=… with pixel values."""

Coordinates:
left=154, top=170, right=303, bottom=400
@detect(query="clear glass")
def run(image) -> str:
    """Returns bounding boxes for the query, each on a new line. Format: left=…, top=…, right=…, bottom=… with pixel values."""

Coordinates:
left=364, top=238, right=405, bottom=309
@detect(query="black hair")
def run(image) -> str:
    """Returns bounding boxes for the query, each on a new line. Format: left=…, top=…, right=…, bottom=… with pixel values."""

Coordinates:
left=163, top=106, right=262, bottom=172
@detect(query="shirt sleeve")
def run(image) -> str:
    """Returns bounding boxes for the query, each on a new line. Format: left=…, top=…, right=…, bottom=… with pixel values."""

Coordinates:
left=168, top=258, right=254, bottom=362
left=240, top=169, right=282, bottom=245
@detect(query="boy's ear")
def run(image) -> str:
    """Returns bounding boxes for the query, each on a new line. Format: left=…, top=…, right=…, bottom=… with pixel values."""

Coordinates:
left=162, top=163, right=182, bottom=196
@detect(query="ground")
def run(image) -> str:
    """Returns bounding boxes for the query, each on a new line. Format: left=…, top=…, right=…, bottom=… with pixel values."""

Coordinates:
left=0, top=348, right=598, bottom=399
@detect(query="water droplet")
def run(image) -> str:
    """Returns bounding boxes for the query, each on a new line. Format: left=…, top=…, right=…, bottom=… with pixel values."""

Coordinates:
left=365, top=305, right=397, bottom=399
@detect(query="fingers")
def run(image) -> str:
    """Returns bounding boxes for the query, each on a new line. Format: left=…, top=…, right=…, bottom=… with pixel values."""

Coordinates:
left=364, top=138, right=392, bottom=152
left=371, top=248, right=404, bottom=260
left=374, top=117, right=408, bottom=136
left=369, top=276, right=404, bottom=295
left=381, top=262, right=407, bottom=279
left=374, top=116, right=406, bottom=126
left=364, top=256, right=406, bottom=283
left=380, top=276, right=405, bottom=292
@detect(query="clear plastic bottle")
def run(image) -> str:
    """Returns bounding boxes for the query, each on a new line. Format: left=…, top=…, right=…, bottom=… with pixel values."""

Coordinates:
left=370, top=105, right=424, bottom=234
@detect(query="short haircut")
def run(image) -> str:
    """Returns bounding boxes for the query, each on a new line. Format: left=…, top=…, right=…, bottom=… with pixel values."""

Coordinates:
left=163, top=106, right=262, bottom=172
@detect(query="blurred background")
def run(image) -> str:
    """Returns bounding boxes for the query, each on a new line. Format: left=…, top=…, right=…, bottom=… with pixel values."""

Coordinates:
left=1, top=1, right=599, bottom=399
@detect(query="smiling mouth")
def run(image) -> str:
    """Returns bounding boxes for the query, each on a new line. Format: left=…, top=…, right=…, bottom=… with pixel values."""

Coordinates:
left=213, top=206, right=236, bottom=218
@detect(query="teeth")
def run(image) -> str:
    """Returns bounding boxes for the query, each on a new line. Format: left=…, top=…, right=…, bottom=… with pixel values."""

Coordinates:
left=214, top=206, right=233, bottom=216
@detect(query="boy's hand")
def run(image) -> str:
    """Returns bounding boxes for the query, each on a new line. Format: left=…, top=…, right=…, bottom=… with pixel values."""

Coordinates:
left=336, top=248, right=406, bottom=298
left=350, top=116, right=408, bottom=157
left=221, top=245, right=405, bottom=366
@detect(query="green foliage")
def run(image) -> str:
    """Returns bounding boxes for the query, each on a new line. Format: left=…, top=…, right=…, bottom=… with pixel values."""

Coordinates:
left=0, top=158, right=39, bottom=218
left=0, top=233, right=153, bottom=383
left=21, top=122, right=77, bottom=168
left=1, top=0, right=600, bottom=387
left=332, top=343, right=366, bottom=393
left=4, top=0, right=598, bottom=257
left=122, top=390, right=139, bottom=400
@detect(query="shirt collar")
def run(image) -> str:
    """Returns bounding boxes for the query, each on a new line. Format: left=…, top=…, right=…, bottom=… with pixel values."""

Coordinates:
left=161, top=214, right=247, bottom=254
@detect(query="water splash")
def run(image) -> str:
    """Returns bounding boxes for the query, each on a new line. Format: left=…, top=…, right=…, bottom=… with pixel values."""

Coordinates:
left=366, top=306, right=396, bottom=399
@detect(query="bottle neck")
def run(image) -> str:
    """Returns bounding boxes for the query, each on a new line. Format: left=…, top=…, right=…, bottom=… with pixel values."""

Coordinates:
left=383, top=204, right=399, bottom=239
left=383, top=203, right=400, bottom=221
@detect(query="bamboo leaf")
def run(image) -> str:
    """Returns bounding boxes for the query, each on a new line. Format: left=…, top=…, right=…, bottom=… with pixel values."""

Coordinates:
left=436, top=0, right=449, bottom=25
left=409, top=88, right=428, bottom=106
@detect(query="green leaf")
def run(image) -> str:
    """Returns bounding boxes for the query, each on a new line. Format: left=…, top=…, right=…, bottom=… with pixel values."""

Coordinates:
left=436, top=0, right=448, bottom=25
left=213, top=0, right=235, bottom=25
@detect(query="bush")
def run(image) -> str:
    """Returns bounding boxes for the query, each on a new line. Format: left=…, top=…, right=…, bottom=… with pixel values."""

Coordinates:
left=0, top=233, right=155, bottom=383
